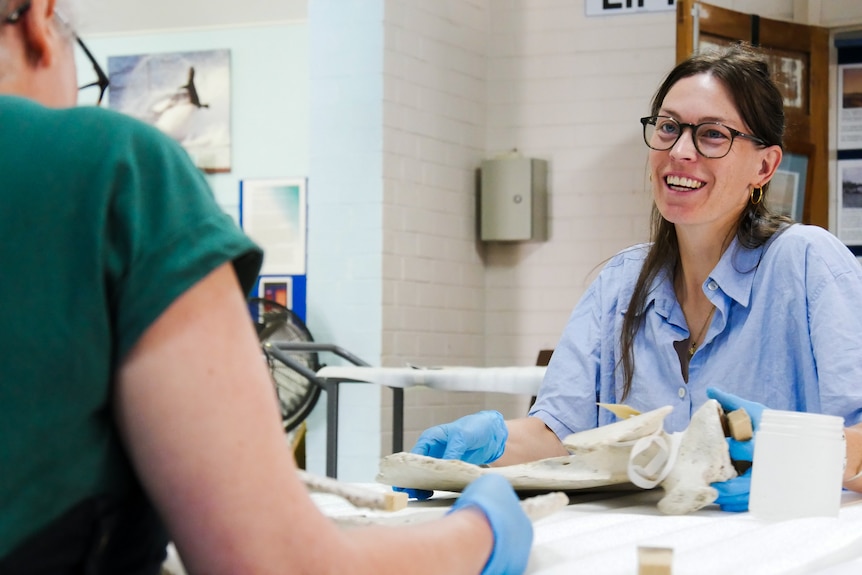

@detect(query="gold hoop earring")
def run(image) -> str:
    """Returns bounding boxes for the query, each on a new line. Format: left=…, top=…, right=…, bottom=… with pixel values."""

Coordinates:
left=750, top=186, right=764, bottom=205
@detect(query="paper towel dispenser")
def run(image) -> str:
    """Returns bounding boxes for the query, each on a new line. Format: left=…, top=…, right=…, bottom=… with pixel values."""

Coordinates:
left=479, top=156, right=547, bottom=241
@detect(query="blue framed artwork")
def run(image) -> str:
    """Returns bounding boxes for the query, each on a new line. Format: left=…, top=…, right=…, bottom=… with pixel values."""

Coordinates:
left=240, top=178, right=308, bottom=320
left=769, top=147, right=811, bottom=222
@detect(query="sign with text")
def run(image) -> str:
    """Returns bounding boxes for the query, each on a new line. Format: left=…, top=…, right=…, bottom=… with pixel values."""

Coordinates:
left=585, top=0, right=676, bottom=16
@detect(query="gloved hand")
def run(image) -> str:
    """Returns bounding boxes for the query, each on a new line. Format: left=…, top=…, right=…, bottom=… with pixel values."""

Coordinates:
left=448, top=474, right=533, bottom=575
left=413, top=410, right=509, bottom=463
left=394, top=410, right=509, bottom=500
left=712, top=469, right=752, bottom=513
left=706, top=387, right=767, bottom=512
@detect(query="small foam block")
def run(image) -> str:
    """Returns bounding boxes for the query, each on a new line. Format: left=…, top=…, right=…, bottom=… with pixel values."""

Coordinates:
left=638, top=546, right=673, bottom=575
left=383, top=491, right=408, bottom=511
left=727, top=408, right=753, bottom=441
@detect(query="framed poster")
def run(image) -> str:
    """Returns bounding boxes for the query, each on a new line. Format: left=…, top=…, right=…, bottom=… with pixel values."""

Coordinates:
left=838, top=63, right=862, bottom=150
left=240, top=178, right=308, bottom=320
left=838, top=160, right=862, bottom=245
left=767, top=147, right=810, bottom=222
left=258, top=276, right=293, bottom=309
left=239, top=178, right=307, bottom=276
left=108, top=49, right=232, bottom=173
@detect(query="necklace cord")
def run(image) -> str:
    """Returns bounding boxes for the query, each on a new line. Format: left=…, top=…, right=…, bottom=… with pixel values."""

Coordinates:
left=688, top=306, right=716, bottom=358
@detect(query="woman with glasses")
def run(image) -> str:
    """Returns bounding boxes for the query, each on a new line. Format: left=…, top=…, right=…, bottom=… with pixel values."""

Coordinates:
left=0, top=1, right=533, bottom=573
left=401, top=43, right=862, bottom=510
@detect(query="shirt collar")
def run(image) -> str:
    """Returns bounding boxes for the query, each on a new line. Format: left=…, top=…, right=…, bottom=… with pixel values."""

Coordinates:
left=644, top=235, right=765, bottom=317
left=708, top=236, right=764, bottom=307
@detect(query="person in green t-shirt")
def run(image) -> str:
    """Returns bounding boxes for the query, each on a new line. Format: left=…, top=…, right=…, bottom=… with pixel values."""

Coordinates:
left=0, top=1, right=533, bottom=574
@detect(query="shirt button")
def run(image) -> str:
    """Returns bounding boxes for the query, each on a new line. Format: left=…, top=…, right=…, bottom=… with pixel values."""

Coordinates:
left=707, top=280, right=718, bottom=291
left=678, top=387, right=686, bottom=399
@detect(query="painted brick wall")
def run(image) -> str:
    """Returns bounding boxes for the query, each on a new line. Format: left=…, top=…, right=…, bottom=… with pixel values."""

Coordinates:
left=481, top=5, right=675, bottom=372
left=380, top=0, right=499, bottom=453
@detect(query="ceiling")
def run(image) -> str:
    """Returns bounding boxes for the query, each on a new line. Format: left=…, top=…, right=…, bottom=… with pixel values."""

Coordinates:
left=75, top=0, right=307, bottom=35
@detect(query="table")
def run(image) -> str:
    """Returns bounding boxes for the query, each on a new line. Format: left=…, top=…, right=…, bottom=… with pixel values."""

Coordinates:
left=312, top=485, right=862, bottom=574
left=315, top=365, right=546, bottom=477
left=267, top=340, right=547, bottom=478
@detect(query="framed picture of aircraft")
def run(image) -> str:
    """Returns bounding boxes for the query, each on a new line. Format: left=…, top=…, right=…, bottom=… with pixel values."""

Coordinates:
left=107, top=49, right=232, bottom=174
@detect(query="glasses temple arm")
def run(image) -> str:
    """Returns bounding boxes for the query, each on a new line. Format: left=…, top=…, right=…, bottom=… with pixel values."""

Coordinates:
left=76, top=37, right=110, bottom=89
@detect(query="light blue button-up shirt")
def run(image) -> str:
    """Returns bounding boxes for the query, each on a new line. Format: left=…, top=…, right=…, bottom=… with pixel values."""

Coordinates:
left=530, top=224, right=862, bottom=436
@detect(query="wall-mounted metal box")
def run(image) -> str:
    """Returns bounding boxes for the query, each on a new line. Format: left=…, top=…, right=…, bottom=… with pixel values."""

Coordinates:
left=479, top=156, right=547, bottom=241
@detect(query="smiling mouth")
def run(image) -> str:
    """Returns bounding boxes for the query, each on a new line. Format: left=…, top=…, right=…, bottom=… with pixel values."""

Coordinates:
left=665, top=175, right=705, bottom=191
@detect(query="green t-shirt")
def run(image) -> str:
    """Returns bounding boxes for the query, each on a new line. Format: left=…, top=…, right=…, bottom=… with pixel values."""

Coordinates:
left=0, top=96, right=263, bottom=558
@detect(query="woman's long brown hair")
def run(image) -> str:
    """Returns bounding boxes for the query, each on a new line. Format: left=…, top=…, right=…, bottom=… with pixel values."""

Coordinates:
left=619, top=43, right=791, bottom=401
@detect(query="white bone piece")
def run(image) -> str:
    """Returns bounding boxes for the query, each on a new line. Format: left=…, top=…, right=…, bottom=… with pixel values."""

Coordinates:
left=377, top=406, right=673, bottom=492
left=377, top=402, right=737, bottom=516
left=328, top=490, right=570, bottom=528
left=520, top=491, right=570, bottom=522
left=298, top=470, right=408, bottom=511
left=654, top=399, right=737, bottom=515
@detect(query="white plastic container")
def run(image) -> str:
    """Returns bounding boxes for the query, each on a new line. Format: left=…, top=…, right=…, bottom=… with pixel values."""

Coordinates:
left=749, top=409, right=845, bottom=521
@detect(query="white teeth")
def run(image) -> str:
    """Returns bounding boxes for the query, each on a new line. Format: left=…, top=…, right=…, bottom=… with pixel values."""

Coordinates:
left=665, top=175, right=704, bottom=189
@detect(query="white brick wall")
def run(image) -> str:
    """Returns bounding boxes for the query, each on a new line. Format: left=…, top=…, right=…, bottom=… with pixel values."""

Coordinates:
left=380, top=0, right=493, bottom=452
left=482, top=6, right=675, bottom=375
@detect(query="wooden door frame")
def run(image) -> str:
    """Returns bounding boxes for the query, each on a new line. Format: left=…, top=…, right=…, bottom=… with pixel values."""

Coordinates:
left=676, top=1, right=829, bottom=229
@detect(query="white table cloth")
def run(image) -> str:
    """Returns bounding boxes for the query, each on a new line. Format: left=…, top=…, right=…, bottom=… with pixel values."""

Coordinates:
left=312, top=485, right=862, bottom=575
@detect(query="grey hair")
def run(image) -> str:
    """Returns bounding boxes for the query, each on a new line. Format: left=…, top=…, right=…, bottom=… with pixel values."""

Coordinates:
left=0, top=0, right=80, bottom=34
left=55, top=0, right=81, bottom=40
left=0, top=0, right=78, bottom=79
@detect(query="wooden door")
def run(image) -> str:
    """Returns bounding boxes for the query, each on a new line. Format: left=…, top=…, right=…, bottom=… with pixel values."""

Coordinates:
left=676, top=1, right=829, bottom=229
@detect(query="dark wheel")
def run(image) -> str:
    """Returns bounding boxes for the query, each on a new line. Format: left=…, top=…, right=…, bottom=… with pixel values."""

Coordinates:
left=248, top=297, right=321, bottom=433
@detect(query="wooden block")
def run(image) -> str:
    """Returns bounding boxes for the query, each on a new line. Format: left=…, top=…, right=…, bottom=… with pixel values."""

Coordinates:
left=382, top=490, right=408, bottom=511
left=638, top=546, right=673, bottom=575
left=727, top=408, right=753, bottom=441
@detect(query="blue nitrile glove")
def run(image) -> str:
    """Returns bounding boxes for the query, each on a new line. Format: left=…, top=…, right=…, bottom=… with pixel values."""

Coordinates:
left=394, top=410, right=509, bottom=500
left=712, top=469, right=752, bottom=513
left=414, top=410, right=509, bottom=463
left=706, top=388, right=767, bottom=512
left=448, top=474, right=533, bottom=575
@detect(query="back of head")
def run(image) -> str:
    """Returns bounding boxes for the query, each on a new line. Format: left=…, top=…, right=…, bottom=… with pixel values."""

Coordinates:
left=0, top=0, right=80, bottom=79
left=0, top=0, right=79, bottom=26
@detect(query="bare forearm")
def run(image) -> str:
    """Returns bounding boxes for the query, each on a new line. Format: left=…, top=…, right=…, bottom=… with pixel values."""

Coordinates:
left=115, top=265, right=503, bottom=575
left=492, top=416, right=569, bottom=466
left=338, top=509, right=493, bottom=575
left=844, top=423, right=862, bottom=491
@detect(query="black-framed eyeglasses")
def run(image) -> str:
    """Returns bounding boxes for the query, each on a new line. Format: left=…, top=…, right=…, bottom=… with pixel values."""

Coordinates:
left=2, top=0, right=30, bottom=23
left=75, top=36, right=109, bottom=106
left=640, top=115, right=767, bottom=159
left=3, top=0, right=109, bottom=105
